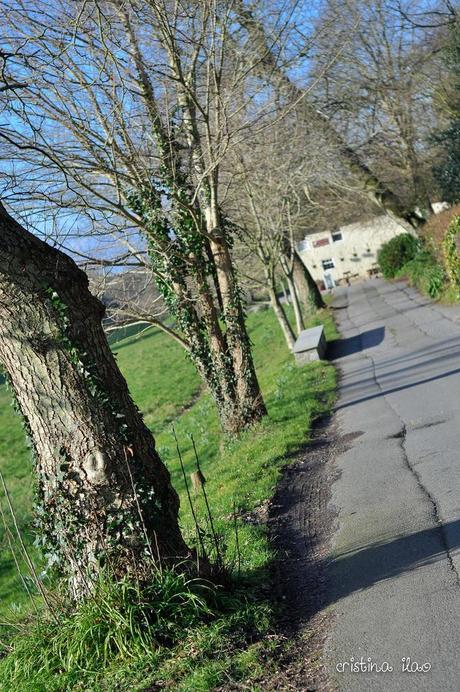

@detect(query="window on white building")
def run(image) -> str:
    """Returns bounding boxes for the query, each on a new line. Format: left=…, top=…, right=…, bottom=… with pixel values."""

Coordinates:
left=322, top=258, right=335, bottom=270
left=297, top=239, right=311, bottom=252
left=331, top=231, right=343, bottom=243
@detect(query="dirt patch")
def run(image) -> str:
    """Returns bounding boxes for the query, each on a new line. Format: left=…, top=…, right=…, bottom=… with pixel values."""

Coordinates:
left=261, top=415, right=362, bottom=691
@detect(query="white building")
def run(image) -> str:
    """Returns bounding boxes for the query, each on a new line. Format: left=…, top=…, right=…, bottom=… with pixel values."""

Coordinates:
left=297, top=215, right=415, bottom=290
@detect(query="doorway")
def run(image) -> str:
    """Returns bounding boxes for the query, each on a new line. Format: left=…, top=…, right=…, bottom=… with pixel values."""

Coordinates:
left=323, top=273, right=335, bottom=289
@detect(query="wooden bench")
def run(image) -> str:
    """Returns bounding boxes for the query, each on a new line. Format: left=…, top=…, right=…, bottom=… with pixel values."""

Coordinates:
left=293, top=325, right=326, bottom=365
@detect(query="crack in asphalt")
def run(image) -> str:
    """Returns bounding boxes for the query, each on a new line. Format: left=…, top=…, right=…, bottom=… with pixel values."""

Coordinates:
left=397, top=422, right=460, bottom=587
left=345, top=289, right=460, bottom=587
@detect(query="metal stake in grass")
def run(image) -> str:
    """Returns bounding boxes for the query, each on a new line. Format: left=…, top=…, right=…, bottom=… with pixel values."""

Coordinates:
left=172, top=426, right=207, bottom=565
left=189, top=433, right=223, bottom=572
left=0, top=470, right=57, bottom=621
left=233, top=499, right=241, bottom=578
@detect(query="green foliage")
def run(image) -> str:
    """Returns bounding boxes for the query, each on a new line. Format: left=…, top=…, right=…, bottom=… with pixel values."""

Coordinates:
left=443, top=215, right=460, bottom=292
left=377, top=233, right=420, bottom=279
left=396, top=249, right=446, bottom=299
left=432, top=23, right=460, bottom=201
left=432, top=120, right=460, bottom=203
left=0, top=307, right=338, bottom=690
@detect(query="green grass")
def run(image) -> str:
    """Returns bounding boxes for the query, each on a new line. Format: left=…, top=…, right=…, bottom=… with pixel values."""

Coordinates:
left=0, top=307, right=337, bottom=690
left=112, top=327, right=202, bottom=432
left=394, top=248, right=460, bottom=303
left=0, top=384, right=41, bottom=615
left=396, top=249, right=447, bottom=299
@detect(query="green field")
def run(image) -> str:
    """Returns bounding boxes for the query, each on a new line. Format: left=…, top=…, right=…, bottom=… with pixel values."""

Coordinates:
left=0, top=307, right=337, bottom=690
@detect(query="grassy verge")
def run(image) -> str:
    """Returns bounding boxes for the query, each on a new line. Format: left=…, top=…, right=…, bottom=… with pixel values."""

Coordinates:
left=0, top=307, right=337, bottom=691
left=395, top=249, right=447, bottom=300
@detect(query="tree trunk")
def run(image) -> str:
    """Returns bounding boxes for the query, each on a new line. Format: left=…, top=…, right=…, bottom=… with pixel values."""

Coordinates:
left=266, top=274, right=296, bottom=350
left=293, top=250, right=326, bottom=311
left=123, top=14, right=266, bottom=435
left=406, top=142, right=434, bottom=218
left=137, top=191, right=264, bottom=435
left=281, top=280, right=290, bottom=305
left=286, top=273, right=305, bottom=335
left=0, top=203, right=191, bottom=599
left=208, top=230, right=267, bottom=430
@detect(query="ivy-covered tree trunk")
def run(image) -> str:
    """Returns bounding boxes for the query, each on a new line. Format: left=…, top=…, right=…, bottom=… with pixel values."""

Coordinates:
left=293, top=250, right=326, bottom=311
left=0, top=203, right=191, bottom=599
left=207, top=223, right=267, bottom=430
left=138, top=197, right=265, bottom=435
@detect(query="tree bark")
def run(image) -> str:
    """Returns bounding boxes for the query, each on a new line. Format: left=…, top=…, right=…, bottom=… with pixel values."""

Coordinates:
left=286, top=273, right=305, bottom=335
left=0, top=203, right=191, bottom=598
left=266, top=272, right=295, bottom=350
left=293, top=249, right=326, bottom=311
left=208, top=228, right=267, bottom=430
left=122, top=10, right=267, bottom=435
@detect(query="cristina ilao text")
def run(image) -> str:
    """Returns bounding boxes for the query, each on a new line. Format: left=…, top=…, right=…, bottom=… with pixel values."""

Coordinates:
left=336, top=656, right=431, bottom=674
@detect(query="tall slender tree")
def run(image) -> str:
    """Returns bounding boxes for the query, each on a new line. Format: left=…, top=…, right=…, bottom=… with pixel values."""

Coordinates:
left=313, top=0, right=440, bottom=217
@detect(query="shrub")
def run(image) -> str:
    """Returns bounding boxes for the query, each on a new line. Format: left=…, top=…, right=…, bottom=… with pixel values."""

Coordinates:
left=377, top=233, right=419, bottom=278
left=397, top=249, right=446, bottom=299
left=443, top=215, right=460, bottom=292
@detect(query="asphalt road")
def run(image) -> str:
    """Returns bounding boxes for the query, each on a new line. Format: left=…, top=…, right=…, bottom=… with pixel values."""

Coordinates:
left=325, top=279, right=460, bottom=691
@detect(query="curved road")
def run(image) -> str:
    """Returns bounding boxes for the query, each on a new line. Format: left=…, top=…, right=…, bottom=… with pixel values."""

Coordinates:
left=325, top=279, right=460, bottom=691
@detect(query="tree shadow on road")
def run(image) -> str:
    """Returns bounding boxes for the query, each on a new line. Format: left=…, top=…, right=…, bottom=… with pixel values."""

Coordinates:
left=272, top=504, right=460, bottom=630
left=335, top=335, right=460, bottom=410
left=327, top=520, right=460, bottom=605
left=268, top=409, right=460, bottom=633
left=327, top=327, right=385, bottom=360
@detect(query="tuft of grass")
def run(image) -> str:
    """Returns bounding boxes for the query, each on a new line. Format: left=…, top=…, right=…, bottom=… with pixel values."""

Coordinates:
left=0, top=307, right=337, bottom=690
left=0, top=568, right=220, bottom=691
left=0, top=572, right=275, bottom=692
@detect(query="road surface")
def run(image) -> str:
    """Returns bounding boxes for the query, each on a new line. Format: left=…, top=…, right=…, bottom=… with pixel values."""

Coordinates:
left=325, top=279, right=460, bottom=691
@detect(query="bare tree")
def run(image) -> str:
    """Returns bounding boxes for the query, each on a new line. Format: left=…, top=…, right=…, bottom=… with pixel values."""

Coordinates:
left=230, top=164, right=297, bottom=349
left=87, top=264, right=192, bottom=349
left=312, top=0, right=443, bottom=216
left=225, top=115, right=327, bottom=347
left=231, top=0, right=427, bottom=228
left=0, top=0, right=279, bottom=433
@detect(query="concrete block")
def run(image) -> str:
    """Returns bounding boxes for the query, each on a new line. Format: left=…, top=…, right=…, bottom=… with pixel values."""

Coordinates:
left=293, top=325, right=326, bottom=365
